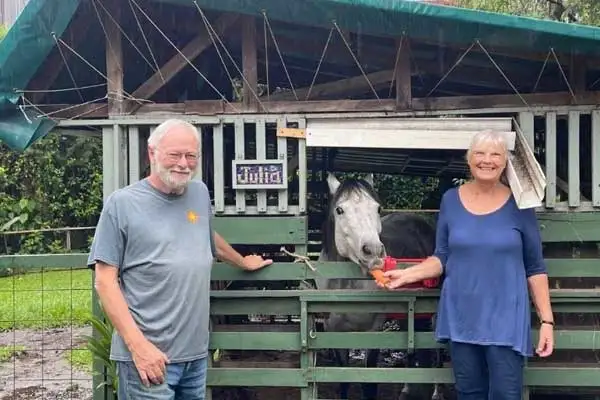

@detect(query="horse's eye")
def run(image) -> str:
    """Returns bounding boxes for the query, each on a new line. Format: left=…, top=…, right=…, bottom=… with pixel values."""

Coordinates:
left=335, top=206, right=344, bottom=215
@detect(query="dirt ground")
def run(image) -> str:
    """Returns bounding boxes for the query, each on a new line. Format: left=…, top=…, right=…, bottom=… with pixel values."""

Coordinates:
left=0, top=327, right=93, bottom=400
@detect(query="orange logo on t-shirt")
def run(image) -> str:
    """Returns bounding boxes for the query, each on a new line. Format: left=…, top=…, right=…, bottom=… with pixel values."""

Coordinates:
left=187, top=210, right=199, bottom=224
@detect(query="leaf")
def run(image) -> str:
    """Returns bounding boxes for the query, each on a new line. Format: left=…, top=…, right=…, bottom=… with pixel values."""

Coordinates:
left=0, top=216, right=21, bottom=232
left=19, top=213, right=28, bottom=224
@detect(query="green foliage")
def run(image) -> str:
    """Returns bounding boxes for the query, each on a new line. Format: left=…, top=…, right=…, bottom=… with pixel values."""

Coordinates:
left=0, top=134, right=103, bottom=254
left=83, top=305, right=118, bottom=395
left=455, top=0, right=600, bottom=25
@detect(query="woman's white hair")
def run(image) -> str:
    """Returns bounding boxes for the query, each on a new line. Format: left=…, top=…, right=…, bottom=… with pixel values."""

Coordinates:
left=465, top=130, right=509, bottom=162
left=147, top=119, right=201, bottom=150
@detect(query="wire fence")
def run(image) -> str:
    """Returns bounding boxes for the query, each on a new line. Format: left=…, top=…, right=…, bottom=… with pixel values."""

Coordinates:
left=0, top=259, right=95, bottom=399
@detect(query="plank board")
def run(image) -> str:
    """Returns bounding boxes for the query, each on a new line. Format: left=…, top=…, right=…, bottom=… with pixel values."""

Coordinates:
left=306, top=127, right=516, bottom=150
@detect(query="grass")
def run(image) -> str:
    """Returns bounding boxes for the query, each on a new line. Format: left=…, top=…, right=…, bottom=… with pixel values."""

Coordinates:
left=64, top=346, right=94, bottom=373
left=0, top=269, right=93, bottom=331
left=0, top=344, right=26, bottom=361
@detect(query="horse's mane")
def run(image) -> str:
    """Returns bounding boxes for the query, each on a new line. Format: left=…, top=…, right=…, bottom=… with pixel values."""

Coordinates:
left=321, top=177, right=381, bottom=260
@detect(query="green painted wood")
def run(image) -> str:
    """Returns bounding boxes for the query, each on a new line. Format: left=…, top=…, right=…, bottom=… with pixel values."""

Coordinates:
left=3, top=254, right=599, bottom=280
left=209, top=330, right=600, bottom=351
left=210, top=298, right=300, bottom=315
left=209, top=332, right=300, bottom=350
left=205, top=367, right=600, bottom=387
left=307, top=367, right=600, bottom=386
left=207, top=368, right=306, bottom=387
left=538, top=212, right=600, bottom=242
left=212, top=216, right=307, bottom=244
left=210, top=259, right=600, bottom=280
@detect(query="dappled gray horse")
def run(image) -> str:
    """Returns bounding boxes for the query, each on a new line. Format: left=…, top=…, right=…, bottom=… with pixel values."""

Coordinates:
left=315, top=173, right=443, bottom=400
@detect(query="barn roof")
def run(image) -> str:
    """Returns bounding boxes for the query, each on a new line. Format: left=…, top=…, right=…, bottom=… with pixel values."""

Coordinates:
left=2, top=0, right=600, bottom=150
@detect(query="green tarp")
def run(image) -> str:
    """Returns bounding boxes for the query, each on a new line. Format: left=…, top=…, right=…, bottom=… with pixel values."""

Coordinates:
left=2, top=0, right=600, bottom=151
left=0, top=0, right=80, bottom=151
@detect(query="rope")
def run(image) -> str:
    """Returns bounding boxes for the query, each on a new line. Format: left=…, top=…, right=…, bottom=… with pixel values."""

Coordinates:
left=14, top=83, right=106, bottom=94
left=194, top=2, right=268, bottom=112
left=129, top=0, right=238, bottom=112
left=476, top=40, right=531, bottom=109
left=305, top=27, right=334, bottom=101
left=192, top=2, right=236, bottom=95
left=550, top=48, right=577, bottom=103
left=532, top=50, right=551, bottom=93
left=425, top=42, right=475, bottom=98
left=389, top=34, right=405, bottom=98
left=54, top=35, right=148, bottom=105
left=93, top=0, right=160, bottom=75
left=90, top=0, right=123, bottom=75
left=280, top=246, right=317, bottom=272
left=263, top=14, right=270, bottom=102
left=51, top=34, right=85, bottom=103
left=332, top=20, right=382, bottom=103
left=127, top=0, right=164, bottom=82
left=263, top=11, right=298, bottom=100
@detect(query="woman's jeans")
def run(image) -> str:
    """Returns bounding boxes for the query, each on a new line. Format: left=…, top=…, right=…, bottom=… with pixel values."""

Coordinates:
left=449, top=341, right=525, bottom=400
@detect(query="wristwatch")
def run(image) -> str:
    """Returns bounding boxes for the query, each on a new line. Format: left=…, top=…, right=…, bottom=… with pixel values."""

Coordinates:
left=540, top=320, right=554, bottom=326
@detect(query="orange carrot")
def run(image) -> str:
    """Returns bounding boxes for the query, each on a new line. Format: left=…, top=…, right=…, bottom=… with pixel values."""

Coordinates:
left=370, top=269, right=391, bottom=286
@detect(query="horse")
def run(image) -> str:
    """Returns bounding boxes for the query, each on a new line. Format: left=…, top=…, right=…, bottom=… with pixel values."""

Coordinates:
left=314, top=172, right=445, bottom=400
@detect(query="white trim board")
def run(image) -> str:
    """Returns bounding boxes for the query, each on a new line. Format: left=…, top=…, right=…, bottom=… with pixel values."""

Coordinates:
left=305, top=127, right=516, bottom=151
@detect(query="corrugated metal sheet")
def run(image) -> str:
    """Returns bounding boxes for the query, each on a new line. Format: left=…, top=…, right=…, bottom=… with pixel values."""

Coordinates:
left=0, top=0, right=29, bottom=27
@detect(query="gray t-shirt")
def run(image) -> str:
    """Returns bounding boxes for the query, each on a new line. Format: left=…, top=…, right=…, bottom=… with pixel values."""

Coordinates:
left=87, top=178, right=215, bottom=363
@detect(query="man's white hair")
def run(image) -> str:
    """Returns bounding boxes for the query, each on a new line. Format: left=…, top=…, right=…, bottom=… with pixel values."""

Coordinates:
left=148, top=119, right=201, bottom=151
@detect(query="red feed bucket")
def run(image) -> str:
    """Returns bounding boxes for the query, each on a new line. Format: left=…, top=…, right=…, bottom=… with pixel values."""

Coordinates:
left=380, top=256, right=439, bottom=320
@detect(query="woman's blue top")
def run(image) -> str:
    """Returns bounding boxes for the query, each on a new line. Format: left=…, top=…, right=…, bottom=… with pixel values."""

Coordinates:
left=433, top=187, right=546, bottom=357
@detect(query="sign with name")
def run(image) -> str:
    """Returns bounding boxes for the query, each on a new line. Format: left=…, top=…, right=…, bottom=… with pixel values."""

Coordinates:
left=232, top=159, right=288, bottom=189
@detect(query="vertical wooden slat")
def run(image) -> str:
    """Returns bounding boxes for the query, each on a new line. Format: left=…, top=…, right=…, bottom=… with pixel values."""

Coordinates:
left=194, top=124, right=203, bottom=181
left=256, top=119, right=267, bottom=212
left=592, top=111, right=600, bottom=207
left=568, top=111, right=580, bottom=208
left=128, top=126, right=140, bottom=184
left=518, top=111, right=535, bottom=150
left=297, top=118, right=307, bottom=214
left=234, top=118, right=246, bottom=212
left=213, top=123, right=225, bottom=213
left=544, top=112, right=556, bottom=208
left=277, top=118, right=289, bottom=213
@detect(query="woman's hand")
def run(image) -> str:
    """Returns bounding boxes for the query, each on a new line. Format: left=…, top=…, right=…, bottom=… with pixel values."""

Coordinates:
left=536, top=323, right=554, bottom=357
left=379, top=269, right=410, bottom=289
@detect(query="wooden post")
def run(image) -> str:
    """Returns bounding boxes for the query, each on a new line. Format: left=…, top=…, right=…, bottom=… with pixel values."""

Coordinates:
left=105, top=0, right=124, bottom=115
left=395, top=38, right=412, bottom=110
left=241, top=15, right=258, bottom=111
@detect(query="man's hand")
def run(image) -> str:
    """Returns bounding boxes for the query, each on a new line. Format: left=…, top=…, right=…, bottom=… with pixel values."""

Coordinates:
left=242, top=254, right=273, bottom=271
left=130, top=338, right=170, bottom=387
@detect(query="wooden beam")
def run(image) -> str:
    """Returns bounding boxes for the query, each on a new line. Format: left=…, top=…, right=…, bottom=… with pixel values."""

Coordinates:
left=268, top=69, right=394, bottom=101
left=241, top=15, right=258, bottom=111
left=129, top=13, right=240, bottom=110
left=395, top=38, right=411, bottom=109
left=44, top=90, right=600, bottom=119
left=105, top=0, right=124, bottom=115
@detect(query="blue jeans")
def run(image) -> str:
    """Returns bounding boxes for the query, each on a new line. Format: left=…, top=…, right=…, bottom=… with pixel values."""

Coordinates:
left=449, top=342, right=524, bottom=400
left=117, top=357, right=207, bottom=400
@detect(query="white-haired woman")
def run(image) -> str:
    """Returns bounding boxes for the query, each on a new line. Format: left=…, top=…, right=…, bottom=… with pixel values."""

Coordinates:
left=381, top=130, right=554, bottom=399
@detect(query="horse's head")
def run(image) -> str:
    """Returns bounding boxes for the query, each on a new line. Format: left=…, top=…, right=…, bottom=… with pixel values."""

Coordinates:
left=324, top=173, right=386, bottom=273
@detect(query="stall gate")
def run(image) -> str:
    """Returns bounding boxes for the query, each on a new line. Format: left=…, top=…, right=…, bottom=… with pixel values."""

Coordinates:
left=29, top=108, right=600, bottom=399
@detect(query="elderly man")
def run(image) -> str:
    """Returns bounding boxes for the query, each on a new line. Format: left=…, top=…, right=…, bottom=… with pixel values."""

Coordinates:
left=88, top=119, right=272, bottom=399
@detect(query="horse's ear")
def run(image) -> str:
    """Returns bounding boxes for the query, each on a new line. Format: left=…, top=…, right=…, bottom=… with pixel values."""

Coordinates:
left=364, top=173, right=374, bottom=187
left=326, top=172, right=341, bottom=194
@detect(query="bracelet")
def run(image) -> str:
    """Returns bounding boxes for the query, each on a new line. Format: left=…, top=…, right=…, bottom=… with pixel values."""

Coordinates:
left=540, top=320, right=554, bottom=326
